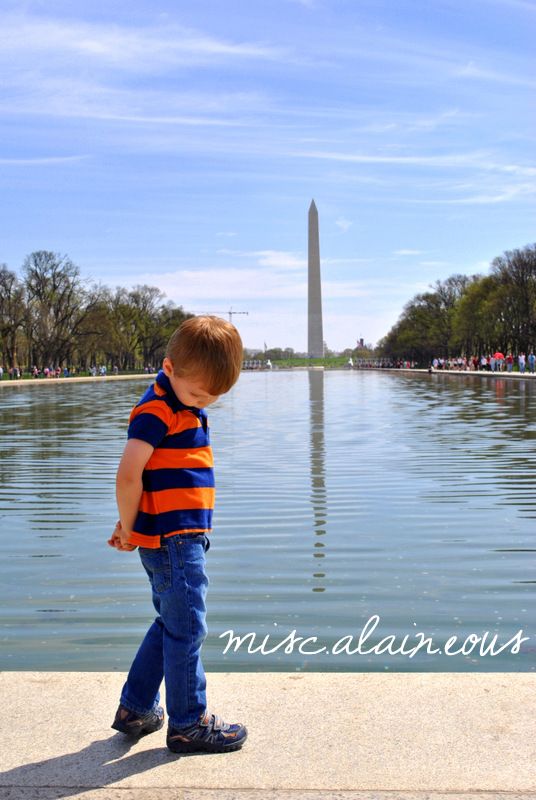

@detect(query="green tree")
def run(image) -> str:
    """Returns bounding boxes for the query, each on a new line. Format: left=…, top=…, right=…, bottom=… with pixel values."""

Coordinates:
left=490, top=244, right=536, bottom=352
left=451, top=275, right=504, bottom=355
left=381, top=274, right=482, bottom=362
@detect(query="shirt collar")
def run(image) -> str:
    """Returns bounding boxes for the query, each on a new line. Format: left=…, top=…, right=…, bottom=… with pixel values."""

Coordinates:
left=155, top=369, right=207, bottom=419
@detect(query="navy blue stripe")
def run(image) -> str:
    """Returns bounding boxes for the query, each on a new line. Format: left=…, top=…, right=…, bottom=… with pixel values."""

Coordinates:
left=159, top=427, right=210, bottom=449
left=135, top=508, right=212, bottom=535
left=135, top=382, right=157, bottom=407
left=128, top=414, right=168, bottom=447
left=135, top=379, right=178, bottom=415
left=143, top=467, right=215, bottom=492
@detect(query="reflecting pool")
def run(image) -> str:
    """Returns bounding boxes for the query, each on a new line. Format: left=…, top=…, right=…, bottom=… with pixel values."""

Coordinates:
left=1, top=370, right=535, bottom=671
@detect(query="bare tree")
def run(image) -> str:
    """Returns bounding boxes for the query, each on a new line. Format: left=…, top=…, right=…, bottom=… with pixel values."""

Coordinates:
left=23, top=251, right=99, bottom=367
left=0, top=265, right=25, bottom=367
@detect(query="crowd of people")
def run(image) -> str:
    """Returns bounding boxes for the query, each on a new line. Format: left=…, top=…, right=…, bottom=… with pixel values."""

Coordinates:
left=347, top=357, right=417, bottom=369
left=0, top=364, right=122, bottom=379
left=430, top=352, right=536, bottom=373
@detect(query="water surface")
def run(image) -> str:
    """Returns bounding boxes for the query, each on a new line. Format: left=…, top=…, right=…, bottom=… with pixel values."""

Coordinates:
left=1, top=371, right=534, bottom=671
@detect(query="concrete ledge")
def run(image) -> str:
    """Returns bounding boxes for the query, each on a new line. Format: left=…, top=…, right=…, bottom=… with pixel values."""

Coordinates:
left=2, top=793, right=536, bottom=800
left=0, top=373, right=156, bottom=388
left=0, top=672, right=535, bottom=799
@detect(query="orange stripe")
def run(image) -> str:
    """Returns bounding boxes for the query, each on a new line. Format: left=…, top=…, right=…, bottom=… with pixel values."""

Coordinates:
left=129, top=528, right=213, bottom=548
left=129, top=531, right=162, bottom=548
left=146, top=446, right=214, bottom=470
left=168, top=414, right=202, bottom=436
left=129, top=399, right=172, bottom=427
left=139, top=487, right=215, bottom=514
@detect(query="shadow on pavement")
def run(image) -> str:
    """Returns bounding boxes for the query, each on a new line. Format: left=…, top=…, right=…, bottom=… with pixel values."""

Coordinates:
left=0, top=732, right=207, bottom=797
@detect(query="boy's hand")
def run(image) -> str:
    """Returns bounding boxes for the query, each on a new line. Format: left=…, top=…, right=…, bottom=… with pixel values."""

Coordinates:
left=107, top=521, right=137, bottom=551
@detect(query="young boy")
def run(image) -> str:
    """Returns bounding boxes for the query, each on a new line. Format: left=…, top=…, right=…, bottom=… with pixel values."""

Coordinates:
left=107, top=316, right=247, bottom=754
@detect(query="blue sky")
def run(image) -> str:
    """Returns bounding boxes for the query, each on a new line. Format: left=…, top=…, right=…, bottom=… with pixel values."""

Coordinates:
left=1, top=0, right=535, bottom=351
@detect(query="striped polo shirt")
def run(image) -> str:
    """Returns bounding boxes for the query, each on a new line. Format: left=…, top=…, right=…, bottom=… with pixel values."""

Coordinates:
left=127, top=370, right=214, bottom=549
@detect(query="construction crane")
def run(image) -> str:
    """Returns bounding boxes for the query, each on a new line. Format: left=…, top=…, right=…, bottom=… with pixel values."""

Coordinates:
left=204, top=308, right=249, bottom=324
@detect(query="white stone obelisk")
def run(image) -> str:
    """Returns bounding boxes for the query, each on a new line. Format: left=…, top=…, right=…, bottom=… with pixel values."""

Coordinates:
left=308, top=199, right=324, bottom=358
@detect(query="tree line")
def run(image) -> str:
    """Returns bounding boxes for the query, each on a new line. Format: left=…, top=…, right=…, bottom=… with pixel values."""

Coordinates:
left=0, top=251, right=191, bottom=371
left=378, top=244, right=536, bottom=364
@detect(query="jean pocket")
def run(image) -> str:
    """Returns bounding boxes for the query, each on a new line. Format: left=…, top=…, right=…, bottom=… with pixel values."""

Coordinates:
left=139, top=545, right=172, bottom=593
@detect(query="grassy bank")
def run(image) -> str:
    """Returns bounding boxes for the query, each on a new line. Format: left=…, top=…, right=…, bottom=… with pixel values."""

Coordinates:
left=266, top=356, right=349, bottom=368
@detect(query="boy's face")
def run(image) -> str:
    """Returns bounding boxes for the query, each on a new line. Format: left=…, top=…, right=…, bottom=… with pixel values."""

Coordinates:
left=163, top=358, right=219, bottom=408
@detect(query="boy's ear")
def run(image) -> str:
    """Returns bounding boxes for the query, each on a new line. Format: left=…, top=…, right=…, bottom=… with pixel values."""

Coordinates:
left=162, top=357, right=173, bottom=376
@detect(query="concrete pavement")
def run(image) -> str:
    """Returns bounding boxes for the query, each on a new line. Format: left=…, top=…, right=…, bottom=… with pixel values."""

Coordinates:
left=0, top=671, right=535, bottom=800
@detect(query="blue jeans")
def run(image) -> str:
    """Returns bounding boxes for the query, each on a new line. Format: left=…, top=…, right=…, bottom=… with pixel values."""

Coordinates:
left=120, top=534, right=210, bottom=728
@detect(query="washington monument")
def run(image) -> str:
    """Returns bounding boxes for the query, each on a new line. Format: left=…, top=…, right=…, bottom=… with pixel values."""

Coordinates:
left=308, top=199, right=324, bottom=358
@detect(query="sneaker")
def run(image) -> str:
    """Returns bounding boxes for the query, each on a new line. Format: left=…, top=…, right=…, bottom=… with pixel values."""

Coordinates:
left=167, top=711, right=247, bottom=753
left=111, top=703, right=165, bottom=737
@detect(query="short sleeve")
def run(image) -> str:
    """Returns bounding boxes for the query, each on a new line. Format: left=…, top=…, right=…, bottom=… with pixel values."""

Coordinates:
left=128, top=399, right=171, bottom=448
left=128, top=413, right=168, bottom=447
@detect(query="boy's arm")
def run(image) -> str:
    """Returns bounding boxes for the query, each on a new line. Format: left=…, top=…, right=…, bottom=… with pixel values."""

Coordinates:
left=114, top=438, right=155, bottom=549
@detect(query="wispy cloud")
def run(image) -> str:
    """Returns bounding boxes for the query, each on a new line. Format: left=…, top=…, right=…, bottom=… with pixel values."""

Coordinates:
left=0, top=155, right=88, bottom=165
left=419, top=260, right=452, bottom=268
left=443, top=184, right=536, bottom=204
left=136, top=267, right=306, bottom=301
left=471, top=0, right=536, bottom=13
left=253, top=250, right=306, bottom=270
left=394, top=249, right=423, bottom=256
left=323, top=258, right=371, bottom=266
left=0, top=14, right=285, bottom=73
left=216, top=249, right=306, bottom=271
left=295, top=149, right=536, bottom=185
left=127, top=268, right=418, bottom=305
left=296, top=149, right=490, bottom=168
left=454, top=61, right=536, bottom=88
left=335, top=217, right=352, bottom=233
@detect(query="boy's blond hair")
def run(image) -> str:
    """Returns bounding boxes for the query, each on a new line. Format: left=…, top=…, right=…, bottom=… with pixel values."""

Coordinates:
left=165, top=316, right=243, bottom=395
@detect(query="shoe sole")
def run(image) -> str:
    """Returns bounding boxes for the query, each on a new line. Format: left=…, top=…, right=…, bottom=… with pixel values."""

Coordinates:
left=167, top=738, right=246, bottom=754
left=168, top=742, right=244, bottom=753
left=111, top=716, right=165, bottom=737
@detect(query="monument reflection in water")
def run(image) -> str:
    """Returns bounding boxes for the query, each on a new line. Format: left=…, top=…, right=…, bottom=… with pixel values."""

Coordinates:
left=309, top=369, right=327, bottom=593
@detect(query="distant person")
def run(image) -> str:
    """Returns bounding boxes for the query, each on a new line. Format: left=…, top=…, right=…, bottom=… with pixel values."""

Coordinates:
left=528, top=352, right=535, bottom=374
left=0, top=365, right=3, bottom=380
left=265, top=358, right=273, bottom=369
left=347, top=357, right=353, bottom=369
left=506, top=353, right=514, bottom=373
left=518, top=353, right=526, bottom=374
left=108, top=316, right=247, bottom=754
